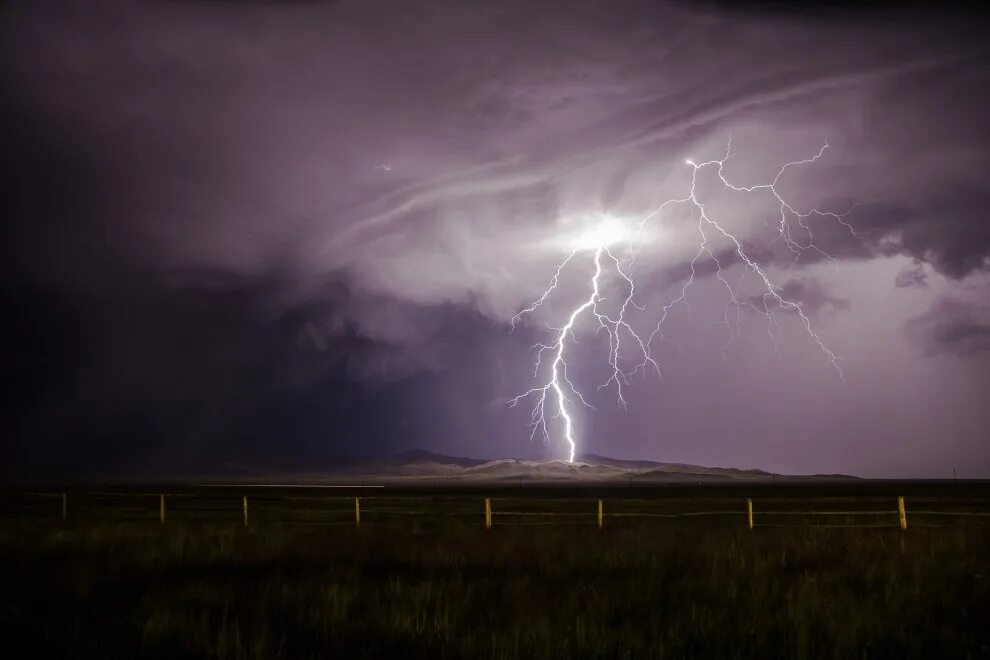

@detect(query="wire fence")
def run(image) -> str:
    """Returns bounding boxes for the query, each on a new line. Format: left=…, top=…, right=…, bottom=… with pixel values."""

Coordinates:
left=1, top=492, right=989, bottom=531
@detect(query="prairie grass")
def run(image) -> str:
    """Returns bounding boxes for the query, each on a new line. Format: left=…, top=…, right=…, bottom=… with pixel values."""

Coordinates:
left=1, top=513, right=988, bottom=659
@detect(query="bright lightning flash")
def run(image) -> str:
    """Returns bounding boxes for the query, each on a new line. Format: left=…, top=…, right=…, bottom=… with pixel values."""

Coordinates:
left=571, top=216, right=634, bottom=251
left=509, top=140, right=858, bottom=463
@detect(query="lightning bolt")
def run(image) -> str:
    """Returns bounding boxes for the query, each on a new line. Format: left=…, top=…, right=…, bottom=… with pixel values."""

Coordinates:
left=510, top=139, right=858, bottom=463
left=508, top=243, right=656, bottom=463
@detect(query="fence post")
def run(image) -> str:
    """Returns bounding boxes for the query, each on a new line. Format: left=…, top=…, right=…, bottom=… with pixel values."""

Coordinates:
left=354, top=497, right=361, bottom=527
left=160, top=494, right=165, bottom=524
left=243, top=496, right=249, bottom=528
left=484, top=497, right=492, bottom=529
left=746, top=498, right=754, bottom=530
left=898, top=496, right=907, bottom=530
left=597, top=499, right=603, bottom=530
left=61, top=493, right=67, bottom=522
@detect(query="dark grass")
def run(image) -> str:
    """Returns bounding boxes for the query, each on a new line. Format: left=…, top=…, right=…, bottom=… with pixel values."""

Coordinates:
left=1, top=484, right=989, bottom=659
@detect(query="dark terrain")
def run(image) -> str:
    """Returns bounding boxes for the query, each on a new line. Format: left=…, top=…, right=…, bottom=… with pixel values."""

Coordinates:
left=1, top=480, right=988, bottom=659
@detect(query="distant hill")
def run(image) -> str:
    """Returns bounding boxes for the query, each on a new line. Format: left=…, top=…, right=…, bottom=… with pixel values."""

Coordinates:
left=216, top=450, right=859, bottom=485
left=386, top=449, right=489, bottom=468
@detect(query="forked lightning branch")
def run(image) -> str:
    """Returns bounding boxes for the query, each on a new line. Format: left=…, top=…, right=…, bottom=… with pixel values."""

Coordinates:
left=509, top=140, right=859, bottom=463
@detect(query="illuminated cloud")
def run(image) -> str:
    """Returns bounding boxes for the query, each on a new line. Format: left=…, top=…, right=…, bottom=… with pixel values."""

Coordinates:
left=3, top=0, right=989, bottom=478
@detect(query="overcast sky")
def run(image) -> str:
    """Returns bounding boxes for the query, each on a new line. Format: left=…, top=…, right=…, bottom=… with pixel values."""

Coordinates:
left=3, top=0, right=989, bottom=480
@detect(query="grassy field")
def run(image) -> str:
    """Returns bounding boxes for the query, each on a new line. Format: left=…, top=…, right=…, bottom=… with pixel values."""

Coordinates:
left=1, top=484, right=988, bottom=659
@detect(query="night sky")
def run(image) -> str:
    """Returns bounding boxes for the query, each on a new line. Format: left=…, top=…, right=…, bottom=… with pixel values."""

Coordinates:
left=3, top=0, right=989, bottom=481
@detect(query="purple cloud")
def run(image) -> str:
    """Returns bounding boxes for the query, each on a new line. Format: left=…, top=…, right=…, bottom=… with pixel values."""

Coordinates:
left=3, top=0, right=990, bottom=478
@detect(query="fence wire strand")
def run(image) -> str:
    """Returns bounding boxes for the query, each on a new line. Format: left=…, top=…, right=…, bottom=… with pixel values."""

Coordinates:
left=4, top=492, right=989, bottom=529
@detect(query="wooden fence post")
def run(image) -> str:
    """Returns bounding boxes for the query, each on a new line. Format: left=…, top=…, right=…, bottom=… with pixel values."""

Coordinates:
left=242, top=496, right=249, bottom=528
left=354, top=497, right=361, bottom=527
left=898, top=496, right=907, bottom=530
left=746, top=498, right=754, bottom=530
left=61, top=493, right=67, bottom=522
left=597, top=499, right=603, bottom=530
left=484, top=497, right=492, bottom=529
left=160, top=494, right=165, bottom=524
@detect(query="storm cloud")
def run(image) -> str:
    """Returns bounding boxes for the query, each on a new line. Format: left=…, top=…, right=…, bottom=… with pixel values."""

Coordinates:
left=906, top=298, right=990, bottom=357
left=3, top=0, right=990, bottom=480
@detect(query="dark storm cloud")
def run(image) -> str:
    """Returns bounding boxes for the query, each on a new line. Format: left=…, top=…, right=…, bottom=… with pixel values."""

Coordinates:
left=5, top=268, right=485, bottom=479
left=847, top=184, right=990, bottom=280
left=905, top=298, right=990, bottom=357
left=895, top=263, right=928, bottom=289
left=698, top=59, right=990, bottom=281
left=3, top=0, right=990, bottom=479
left=684, top=0, right=983, bottom=17
left=7, top=0, right=989, bottom=300
left=764, top=188, right=990, bottom=281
